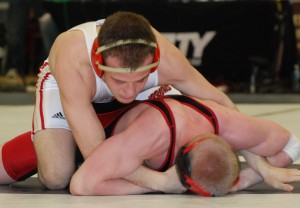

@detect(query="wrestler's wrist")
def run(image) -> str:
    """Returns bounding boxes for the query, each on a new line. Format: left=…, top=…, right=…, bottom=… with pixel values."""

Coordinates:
left=283, top=133, right=300, bottom=162
left=255, top=158, right=277, bottom=181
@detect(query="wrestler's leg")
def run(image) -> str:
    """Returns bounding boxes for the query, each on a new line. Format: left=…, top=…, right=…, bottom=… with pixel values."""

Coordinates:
left=33, top=128, right=76, bottom=190
left=0, top=145, right=15, bottom=184
left=0, top=131, right=37, bottom=184
left=32, top=72, right=77, bottom=189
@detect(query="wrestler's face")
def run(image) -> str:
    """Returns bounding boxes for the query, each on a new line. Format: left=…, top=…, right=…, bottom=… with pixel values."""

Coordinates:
left=102, top=55, right=152, bottom=103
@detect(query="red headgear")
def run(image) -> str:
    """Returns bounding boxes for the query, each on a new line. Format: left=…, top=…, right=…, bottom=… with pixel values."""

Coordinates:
left=91, top=38, right=160, bottom=77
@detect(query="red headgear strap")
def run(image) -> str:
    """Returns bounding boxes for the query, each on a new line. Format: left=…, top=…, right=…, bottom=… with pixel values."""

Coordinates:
left=184, top=174, right=212, bottom=197
left=183, top=137, right=209, bottom=154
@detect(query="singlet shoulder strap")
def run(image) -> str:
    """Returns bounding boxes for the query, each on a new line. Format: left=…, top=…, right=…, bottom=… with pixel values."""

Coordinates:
left=141, top=99, right=177, bottom=172
left=168, top=95, right=219, bottom=134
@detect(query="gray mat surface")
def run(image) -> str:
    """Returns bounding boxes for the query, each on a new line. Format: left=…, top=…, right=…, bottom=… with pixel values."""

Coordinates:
left=1, top=92, right=300, bottom=105
left=1, top=164, right=299, bottom=195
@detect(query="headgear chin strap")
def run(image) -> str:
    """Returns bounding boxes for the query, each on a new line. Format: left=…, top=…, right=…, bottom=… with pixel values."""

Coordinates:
left=184, top=174, right=212, bottom=197
left=91, top=38, right=160, bottom=77
left=175, top=137, right=239, bottom=197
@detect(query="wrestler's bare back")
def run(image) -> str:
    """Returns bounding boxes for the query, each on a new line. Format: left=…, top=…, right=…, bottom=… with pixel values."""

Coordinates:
left=111, top=97, right=290, bottom=170
left=111, top=98, right=217, bottom=170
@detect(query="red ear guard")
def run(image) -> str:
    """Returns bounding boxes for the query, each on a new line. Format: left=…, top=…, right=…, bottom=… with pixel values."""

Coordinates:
left=151, top=43, right=160, bottom=72
left=176, top=146, right=212, bottom=196
left=91, top=38, right=160, bottom=77
left=91, top=38, right=104, bottom=77
left=175, top=138, right=213, bottom=197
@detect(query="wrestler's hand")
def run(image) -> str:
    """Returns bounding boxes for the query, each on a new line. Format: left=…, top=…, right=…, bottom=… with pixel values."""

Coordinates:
left=162, top=166, right=187, bottom=194
left=259, top=165, right=300, bottom=192
left=239, top=150, right=300, bottom=192
left=231, top=166, right=300, bottom=192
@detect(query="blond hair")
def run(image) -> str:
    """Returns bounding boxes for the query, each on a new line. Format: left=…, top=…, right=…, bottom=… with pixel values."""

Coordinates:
left=189, top=134, right=240, bottom=196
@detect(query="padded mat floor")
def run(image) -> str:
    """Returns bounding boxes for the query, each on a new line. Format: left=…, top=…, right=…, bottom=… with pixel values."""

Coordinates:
left=1, top=164, right=300, bottom=195
left=1, top=103, right=300, bottom=207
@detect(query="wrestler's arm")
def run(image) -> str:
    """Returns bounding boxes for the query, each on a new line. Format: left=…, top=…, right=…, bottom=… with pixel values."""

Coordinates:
left=70, top=109, right=168, bottom=195
left=124, top=165, right=186, bottom=194
left=209, top=100, right=296, bottom=167
left=208, top=101, right=300, bottom=191
left=51, top=31, right=106, bottom=159
left=70, top=136, right=152, bottom=195
left=153, top=28, right=237, bottom=111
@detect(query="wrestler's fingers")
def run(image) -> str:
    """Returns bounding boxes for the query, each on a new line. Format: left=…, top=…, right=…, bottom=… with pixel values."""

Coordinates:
left=285, top=168, right=300, bottom=174
left=275, top=169, right=300, bottom=182
left=284, top=169, right=300, bottom=182
left=268, top=180, right=294, bottom=192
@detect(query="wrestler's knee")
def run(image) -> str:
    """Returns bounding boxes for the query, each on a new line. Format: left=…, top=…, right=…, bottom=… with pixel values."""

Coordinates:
left=38, top=164, right=75, bottom=190
left=33, top=129, right=76, bottom=190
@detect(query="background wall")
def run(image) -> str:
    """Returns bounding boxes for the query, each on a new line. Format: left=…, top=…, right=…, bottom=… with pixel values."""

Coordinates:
left=43, top=0, right=298, bottom=93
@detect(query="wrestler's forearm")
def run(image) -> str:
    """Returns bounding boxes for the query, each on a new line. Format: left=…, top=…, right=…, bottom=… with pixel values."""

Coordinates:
left=231, top=151, right=273, bottom=192
left=124, top=166, right=164, bottom=191
left=96, top=179, right=156, bottom=195
left=239, top=150, right=265, bottom=183
left=124, top=165, right=186, bottom=194
left=70, top=175, right=155, bottom=196
left=241, top=150, right=275, bottom=177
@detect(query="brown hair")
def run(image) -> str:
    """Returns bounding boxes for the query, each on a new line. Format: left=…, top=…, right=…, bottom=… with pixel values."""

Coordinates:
left=188, top=134, right=240, bottom=196
left=98, top=11, right=156, bottom=68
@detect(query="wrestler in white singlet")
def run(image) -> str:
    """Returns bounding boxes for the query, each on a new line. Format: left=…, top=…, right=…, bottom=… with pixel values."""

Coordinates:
left=32, top=19, right=180, bottom=134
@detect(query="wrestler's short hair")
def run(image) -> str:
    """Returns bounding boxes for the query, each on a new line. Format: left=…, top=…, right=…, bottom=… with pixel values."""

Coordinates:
left=176, top=134, right=240, bottom=196
left=98, top=11, right=156, bottom=68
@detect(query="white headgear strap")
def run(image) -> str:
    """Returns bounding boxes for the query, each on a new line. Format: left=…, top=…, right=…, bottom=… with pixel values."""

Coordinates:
left=95, top=39, right=158, bottom=73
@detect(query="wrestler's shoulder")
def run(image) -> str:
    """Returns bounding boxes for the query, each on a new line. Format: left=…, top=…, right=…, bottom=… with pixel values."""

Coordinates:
left=51, top=30, right=89, bottom=63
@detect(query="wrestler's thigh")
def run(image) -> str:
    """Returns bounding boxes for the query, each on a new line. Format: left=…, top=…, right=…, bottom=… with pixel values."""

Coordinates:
left=33, top=128, right=76, bottom=176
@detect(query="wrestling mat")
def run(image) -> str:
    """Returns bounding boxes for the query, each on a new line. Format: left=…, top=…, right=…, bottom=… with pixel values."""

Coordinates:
left=0, top=163, right=299, bottom=195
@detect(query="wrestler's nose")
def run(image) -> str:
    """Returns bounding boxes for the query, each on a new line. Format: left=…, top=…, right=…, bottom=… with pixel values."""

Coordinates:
left=123, top=83, right=137, bottom=99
